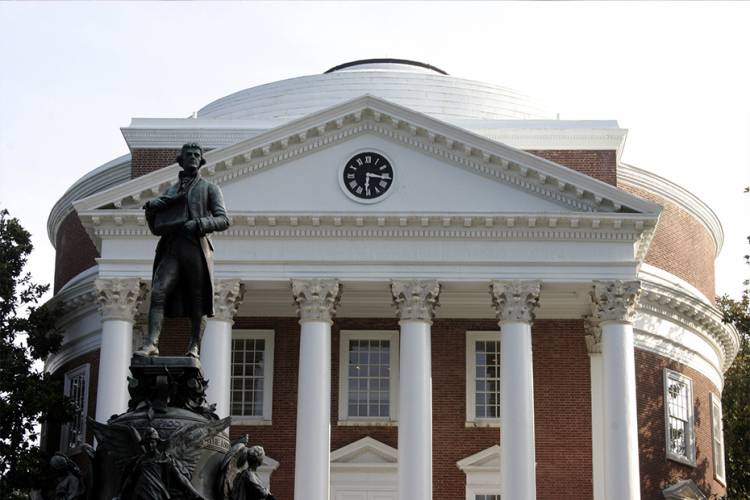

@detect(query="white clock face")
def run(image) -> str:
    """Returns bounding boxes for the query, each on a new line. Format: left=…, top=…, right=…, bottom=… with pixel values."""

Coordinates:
left=340, top=151, right=394, bottom=204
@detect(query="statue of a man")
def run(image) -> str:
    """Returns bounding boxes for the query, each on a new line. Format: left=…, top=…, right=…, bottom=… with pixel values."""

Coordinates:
left=136, top=143, right=229, bottom=358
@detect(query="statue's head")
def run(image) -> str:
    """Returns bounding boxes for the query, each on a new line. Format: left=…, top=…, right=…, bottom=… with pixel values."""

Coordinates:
left=50, top=454, right=69, bottom=473
left=238, top=445, right=265, bottom=470
left=176, top=142, right=206, bottom=174
left=140, top=427, right=160, bottom=453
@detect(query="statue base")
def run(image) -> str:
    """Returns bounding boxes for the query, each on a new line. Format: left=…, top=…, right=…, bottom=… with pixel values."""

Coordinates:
left=92, top=356, right=230, bottom=500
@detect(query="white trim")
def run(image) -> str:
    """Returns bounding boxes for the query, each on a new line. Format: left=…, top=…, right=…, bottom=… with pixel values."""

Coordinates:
left=663, top=369, right=696, bottom=466
left=47, top=154, right=131, bottom=248
left=465, top=331, right=501, bottom=427
left=338, top=330, right=399, bottom=424
left=710, top=393, right=727, bottom=485
left=619, top=163, right=723, bottom=255
left=456, top=445, right=502, bottom=500
left=230, top=329, right=275, bottom=424
left=60, top=363, right=91, bottom=452
left=74, top=95, right=661, bottom=216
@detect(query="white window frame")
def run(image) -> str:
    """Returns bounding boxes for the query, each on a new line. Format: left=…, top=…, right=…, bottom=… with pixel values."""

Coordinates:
left=60, top=363, right=90, bottom=452
left=466, top=331, right=501, bottom=427
left=663, top=369, right=696, bottom=466
left=230, top=329, right=274, bottom=425
left=710, top=393, right=726, bottom=485
left=338, top=330, right=399, bottom=425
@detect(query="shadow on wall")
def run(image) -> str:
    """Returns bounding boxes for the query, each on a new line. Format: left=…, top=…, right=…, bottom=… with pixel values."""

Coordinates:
left=636, top=353, right=724, bottom=499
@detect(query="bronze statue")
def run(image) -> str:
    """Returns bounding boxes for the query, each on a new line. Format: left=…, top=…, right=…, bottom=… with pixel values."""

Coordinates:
left=219, top=437, right=276, bottom=500
left=50, top=453, right=86, bottom=500
left=136, top=143, right=229, bottom=358
left=90, top=418, right=230, bottom=500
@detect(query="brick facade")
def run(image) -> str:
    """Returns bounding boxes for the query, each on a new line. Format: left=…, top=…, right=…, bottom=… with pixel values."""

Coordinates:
left=636, top=349, right=726, bottom=499
left=526, top=149, right=617, bottom=186
left=130, top=148, right=182, bottom=178
left=620, top=184, right=716, bottom=301
left=53, top=211, right=99, bottom=293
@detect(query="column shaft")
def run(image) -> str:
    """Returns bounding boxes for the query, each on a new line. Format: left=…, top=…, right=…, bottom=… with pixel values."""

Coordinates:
left=201, top=318, right=233, bottom=418
left=95, top=319, right=133, bottom=422
left=589, top=347, right=605, bottom=500
left=499, top=320, right=536, bottom=499
left=398, top=320, right=433, bottom=500
left=291, top=278, right=340, bottom=500
left=294, top=320, right=331, bottom=500
left=602, top=321, right=640, bottom=499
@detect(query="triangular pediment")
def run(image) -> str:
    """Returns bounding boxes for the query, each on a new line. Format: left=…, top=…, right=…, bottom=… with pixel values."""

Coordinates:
left=75, top=95, right=661, bottom=216
left=330, top=437, right=397, bottom=465
left=456, top=444, right=501, bottom=472
left=74, top=95, right=661, bottom=262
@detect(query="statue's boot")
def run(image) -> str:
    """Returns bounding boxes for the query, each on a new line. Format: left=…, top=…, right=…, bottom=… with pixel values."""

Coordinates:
left=134, top=308, right=163, bottom=357
left=185, top=315, right=206, bottom=358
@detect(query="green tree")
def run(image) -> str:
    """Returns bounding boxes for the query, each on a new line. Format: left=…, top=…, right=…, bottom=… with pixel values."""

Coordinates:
left=0, top=209, right=74, bottom=499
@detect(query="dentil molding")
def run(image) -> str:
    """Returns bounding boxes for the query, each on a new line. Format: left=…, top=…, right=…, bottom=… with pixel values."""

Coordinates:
left=291, top=278, right=342, bottom=322
left=391, top=280, right=441, bottom=322
left=489, top=280, right=541, bottom=323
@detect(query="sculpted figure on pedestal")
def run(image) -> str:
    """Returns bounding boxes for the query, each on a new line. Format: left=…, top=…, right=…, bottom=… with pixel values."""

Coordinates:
left=219, top=437, right=276, bottom=500
left=90, top=418, right=229, bottom=500
left=136, top=143, right=229, bottom=358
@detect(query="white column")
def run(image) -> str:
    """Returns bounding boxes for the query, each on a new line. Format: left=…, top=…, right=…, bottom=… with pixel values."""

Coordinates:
left=585, top=317, right=605, bottom=500
left=391, top=280, right=440, bottom=500
left=591, top=280, right=642, bottom=500
left=201, top=280, right=246, bottom=419
left=291, top=279, right=341, bottom=500
left=490, top=280, right=541, bottom=500
left=93, top=278, right=146, bottom=423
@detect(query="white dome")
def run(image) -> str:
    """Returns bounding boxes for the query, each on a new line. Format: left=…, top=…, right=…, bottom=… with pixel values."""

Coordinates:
left=198, top=59, right=550, bottom=122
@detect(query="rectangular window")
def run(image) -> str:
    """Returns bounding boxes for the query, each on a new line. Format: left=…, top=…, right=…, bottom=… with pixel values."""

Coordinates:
left=338, top=331, right=399, bottom=423
left=230, top=330, right=274, bottom=423
left=466, top=332, right=501, bottom=426
left=663, top=369, right=695, bottom=465
left=710, top=393, right=726, bottom=484
left=61, top=364, right=90, bottom=451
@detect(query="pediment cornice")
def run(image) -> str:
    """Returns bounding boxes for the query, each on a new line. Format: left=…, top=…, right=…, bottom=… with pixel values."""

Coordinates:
left=75, top=95, right=661, bottom=217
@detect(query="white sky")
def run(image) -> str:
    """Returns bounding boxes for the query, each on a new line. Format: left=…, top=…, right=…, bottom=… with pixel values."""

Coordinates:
left=0, top=1, right=748, bottom=300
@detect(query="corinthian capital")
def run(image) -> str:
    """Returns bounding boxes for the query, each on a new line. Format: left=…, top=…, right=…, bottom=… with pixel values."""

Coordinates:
left=391, top=280, right=441, bottom=322
left=489, top=280, right=541, bottom=323
left=291, top=279, right=341, bottom=322
left=94, top=278, right=147, bottom=322
left=583, top=315, right=602, bottom=354
left=213, top=280, right=247, bottom=322
left=590, top=280, right=641, bottom=323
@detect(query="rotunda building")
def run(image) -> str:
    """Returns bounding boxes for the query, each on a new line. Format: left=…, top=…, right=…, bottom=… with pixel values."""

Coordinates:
left=45, top=59, right=738, bottom=500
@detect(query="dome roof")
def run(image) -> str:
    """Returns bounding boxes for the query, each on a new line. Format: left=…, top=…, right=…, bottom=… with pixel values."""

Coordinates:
left=198, top=59, right=550, bottom=122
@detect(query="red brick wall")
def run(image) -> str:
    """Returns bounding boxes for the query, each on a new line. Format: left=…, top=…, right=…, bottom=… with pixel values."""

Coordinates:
left=636, top=349, right=726, bottom=499
left=166, top=317, right=592, bottom=500
left=130, top=148, right=181, bottom=178
left=620, top=184, right=716, bottom=301
left=54, top=212, right=99, bottom=293
left=526, top=150, right=617, bottom=186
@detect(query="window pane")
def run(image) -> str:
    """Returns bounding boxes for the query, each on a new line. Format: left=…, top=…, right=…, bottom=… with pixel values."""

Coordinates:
left=346, top=336, right=392, bottom=418
left=230, top=335, right=267, bottom=417
left=474, top=340, right=501, bottom=420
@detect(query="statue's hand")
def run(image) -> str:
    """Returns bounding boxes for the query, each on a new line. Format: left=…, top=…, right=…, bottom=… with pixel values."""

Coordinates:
left=183, top=220, right=200, bottom=235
